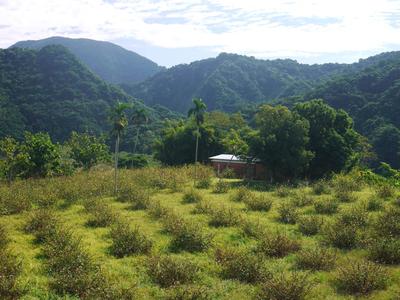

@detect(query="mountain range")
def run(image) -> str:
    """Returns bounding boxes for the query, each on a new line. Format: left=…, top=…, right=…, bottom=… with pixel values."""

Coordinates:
left=4, top=37, right=400, bottom=167
left=11, top=37, right=163, bottom=84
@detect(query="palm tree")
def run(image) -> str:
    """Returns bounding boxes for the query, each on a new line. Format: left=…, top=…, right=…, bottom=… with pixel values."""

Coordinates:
left=188, top=98, right=207, bottom=183
left=131, top=107, right=150, bottom=154
left=109, top=102, right=132, bottom=195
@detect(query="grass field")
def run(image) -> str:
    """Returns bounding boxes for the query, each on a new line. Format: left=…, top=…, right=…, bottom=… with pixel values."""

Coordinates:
left=1, top=166, right=400, bottom=299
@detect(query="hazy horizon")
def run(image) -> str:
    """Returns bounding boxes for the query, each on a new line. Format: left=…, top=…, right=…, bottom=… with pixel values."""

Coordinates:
left=1, top=0, right=400, bottom=67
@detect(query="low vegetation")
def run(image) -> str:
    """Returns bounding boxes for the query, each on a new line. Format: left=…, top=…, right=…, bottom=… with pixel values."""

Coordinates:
left=0, top=167, right=399, bottom=299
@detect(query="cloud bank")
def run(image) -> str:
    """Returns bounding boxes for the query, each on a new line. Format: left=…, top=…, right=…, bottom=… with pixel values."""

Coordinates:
left=1, top=0, right=400, bottom=65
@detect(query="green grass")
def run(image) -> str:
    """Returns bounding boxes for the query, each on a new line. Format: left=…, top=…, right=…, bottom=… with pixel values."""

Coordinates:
left=0, top=167, right=400, bottom=299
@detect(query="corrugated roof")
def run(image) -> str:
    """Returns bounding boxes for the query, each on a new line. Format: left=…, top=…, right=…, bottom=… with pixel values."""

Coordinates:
left=209, top=154, right=241, bottom=161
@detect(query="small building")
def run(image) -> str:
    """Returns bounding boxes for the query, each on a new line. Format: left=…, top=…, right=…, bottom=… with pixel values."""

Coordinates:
left=208, top=154, right=265, bottom=180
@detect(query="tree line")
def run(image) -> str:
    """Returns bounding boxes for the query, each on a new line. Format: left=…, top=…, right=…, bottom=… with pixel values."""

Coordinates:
left=0, top=98, right=386, bottom=183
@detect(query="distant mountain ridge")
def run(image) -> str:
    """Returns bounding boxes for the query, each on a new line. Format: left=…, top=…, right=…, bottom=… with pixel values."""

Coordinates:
left=11, top=36, right=163, bottom=84
left=123, top=52, right=400, bottom=113
left=0, top=44, right=178, bottom=147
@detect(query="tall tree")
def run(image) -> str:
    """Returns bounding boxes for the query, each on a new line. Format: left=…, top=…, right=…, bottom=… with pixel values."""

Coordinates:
left=188, top=98, right=207, bottom=165
left=109, top=102, right=132, bottom=194
left=294, top=99, right=360, bottom=178
left=251, top=105, right=313, bottom=181
left=131, top=107, right=150, bottom=154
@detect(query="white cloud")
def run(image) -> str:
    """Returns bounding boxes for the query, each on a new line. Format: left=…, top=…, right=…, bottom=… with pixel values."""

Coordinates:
left=0, top=0, right=399, bottom=64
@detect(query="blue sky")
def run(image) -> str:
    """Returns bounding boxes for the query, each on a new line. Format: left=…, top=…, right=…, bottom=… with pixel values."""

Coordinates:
left=1, top=0, right=400, bottom=67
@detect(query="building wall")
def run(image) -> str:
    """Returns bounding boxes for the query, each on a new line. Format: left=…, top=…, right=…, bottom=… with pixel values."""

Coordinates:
left=211, top=161, right=265, bottom=180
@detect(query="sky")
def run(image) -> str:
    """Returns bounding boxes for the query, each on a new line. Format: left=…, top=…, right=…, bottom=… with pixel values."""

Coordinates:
left=1, top=0, right=400, bottom=67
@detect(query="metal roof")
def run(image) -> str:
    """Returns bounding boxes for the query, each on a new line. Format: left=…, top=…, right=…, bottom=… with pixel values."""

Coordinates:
left=209, top=154, right=242, bottom=161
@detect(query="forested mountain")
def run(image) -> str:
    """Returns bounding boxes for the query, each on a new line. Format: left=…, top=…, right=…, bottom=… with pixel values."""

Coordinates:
left=0, top=45, right=177, bottom=146
left=11, top=37, right=163, bottom=84
left=122, top=52, right=400, bottom=113
left=299, top=55, right=400, bottom=168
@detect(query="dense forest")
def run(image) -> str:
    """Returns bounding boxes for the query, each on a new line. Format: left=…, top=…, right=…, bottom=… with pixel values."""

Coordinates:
left=0, top=45, right=179, bottom=153
left=12, top=37, right=163, bottom=84
left=122, top=51, right=400, bottom=113
left=4, top=38, right=400, bottom=171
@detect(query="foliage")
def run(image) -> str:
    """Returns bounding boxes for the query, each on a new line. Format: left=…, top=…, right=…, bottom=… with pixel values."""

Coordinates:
left=110, top=222, right=153, bottom=257
left=256, top=231, right=301, bottom=257
left=244, top=194, right=273, bottom=212
left=213, top=180, right=229, bottom=194
left=335, top=260, right=387, bottom=295
left=251, top=105, right=313, bottom=181
left=215, top=247, right=269, bottom=283
left=147, top=255, right=200, bottom=288
left=66, top=131, right=110, bottom=169
left=322, top=219, right=358, bottom=249
left=258, top=271, right=313, bottom=300
left=277, top=202, right=299, bottom=224
left=297, top=215, right=324, bottom=236
left=182, top=188, right=203, bottom=204
left=314, top=199, right=339, bottom=215
left=294, top=99, right=360, bottom=178
left=295, top=246, right=336, bottom=271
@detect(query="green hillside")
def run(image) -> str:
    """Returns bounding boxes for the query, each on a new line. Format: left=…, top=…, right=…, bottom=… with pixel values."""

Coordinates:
left=300, top=54, right=400, bottom=168
left=122, top=52, right=400, bottom=113
left=11, top=37, right=163, bottom=84
left=0, top=45, right=177, bottom=146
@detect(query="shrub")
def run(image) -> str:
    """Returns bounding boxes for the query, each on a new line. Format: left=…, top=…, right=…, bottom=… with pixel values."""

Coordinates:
left=147, top=200, right=169, bottom=219
left=373, top=207, right=400, bottom=237
left=166, top=284, right=213, bottom=300
left=366, top=197, right=382, bottom=211
left=208, top=206, right=241, bottom=227
left=215, top=247, right=269, bottom=283
left=182, top=189, right=203, bottom=204
left=25, top=208, right=58, bottom=243
left=0, top=248, right=22, bottom=298
left=368, top=237, right=400, bottom=265
left=322, top=220, right=358, bottom=249
left=256, top=231, right=301, bottom=258
left=297, top=215, right=324, bottom=236
left=43, top=224, right=130, bottom=299
left=84, top=199, right=116, bottom=227
left=332, top=174, right=361, bottom=193
left=258, top=271, right=312, bottom=300
left=0, top=225, right=22, bottom=298
left=312, top=180, right=331, bottom=195
left=295, top=246, right=336, bottom=271
left=334, top=190, right=357, bottom=203
left=213, top=180, right=229, bottom=194
left=240, top=219, right=266, bottom=238
left=0, top=223, right=9, bottom=249
left=169, top=221, right=213, bottom=253
left=44, top=227, right=97, bottom=297
left=221, top=168, right=235, bottom=179
left=192, top=200, right=214, bottom=215
left=335, top=259, right=387, bottom=295
left=117, top=185, right=150, bottom=210
left=110, top=222, right=153, bottom=258
left=194, top=166, right=214, bottom=190
left=230, top=186, right=254, bottom=202
left=376, top=184, right=396, bottom=199
left=0, top=185, right=31, bottom=215
left=314, top=199, right=339, bottom=215
left=244, top=195, right=272, bottom=212
left=337, top=205, right=369, bottom=227
left=147, top=255, right=199, bottom=288
left=277, top=202, right=298, bottom=224
left=291, top=193, right=314, bottom=207
left=275, top=185, right=292, bottom=198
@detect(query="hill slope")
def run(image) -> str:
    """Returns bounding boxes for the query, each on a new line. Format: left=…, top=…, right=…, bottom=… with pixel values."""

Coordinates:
left=11, top=36, right=163, bottom=84
left=0, top=45, right=160, bottom=141
left=123, top=52, right=400, bottom=113
left=300, top=54, right=400, bottom=168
